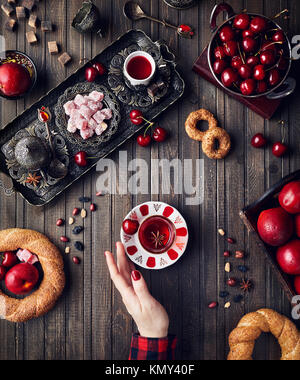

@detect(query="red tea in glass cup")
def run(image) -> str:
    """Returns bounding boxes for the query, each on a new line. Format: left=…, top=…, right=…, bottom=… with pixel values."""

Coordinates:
left=124, top=51, right=156, bottom=86
left=138, top=216, right=176, bottom=254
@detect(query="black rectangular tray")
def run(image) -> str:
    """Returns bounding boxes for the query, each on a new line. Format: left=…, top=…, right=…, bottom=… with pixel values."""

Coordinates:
left=0, top=30, right=185, bottom=206
left=240, top=170, right=300, bottom=302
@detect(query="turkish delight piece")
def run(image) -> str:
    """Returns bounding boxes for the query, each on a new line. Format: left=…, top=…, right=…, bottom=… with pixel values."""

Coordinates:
left=78, top=105, right=94, bottom=121
left=88, top=118, right=98, bottom=131
left=100, top=108, right=112, bottom=120
left=64, top=100, right=76, bottom=116
left=88, top=91, right=104, bottom=102
left=95, top=122, right=108, bottom=136
left=80, top=127, right=94, bottom=140
left=74, top=94, right=87, bottom=107
left=17, top=249, right=39, bottom=264
left=87, top=101, right=102, bottom=113
left=67, top=119, right=77, bottom=133
left=93, top=110, right=106, bottom=124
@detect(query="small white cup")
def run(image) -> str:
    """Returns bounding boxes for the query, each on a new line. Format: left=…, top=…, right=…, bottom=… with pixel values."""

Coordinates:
left=124, top=51, right=156, bottom=87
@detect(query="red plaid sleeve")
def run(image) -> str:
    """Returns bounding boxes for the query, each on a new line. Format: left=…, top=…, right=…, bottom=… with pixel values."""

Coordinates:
left=129, top=334, right=177, bottom=360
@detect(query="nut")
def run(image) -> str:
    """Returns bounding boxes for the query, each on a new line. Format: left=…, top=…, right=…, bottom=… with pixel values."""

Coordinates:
left=72, top=256, right=80, bottom=265
left=227, top=278, right=237, bottom=287
left=69, top=217, right=75, bottom=225
left=218, top=229, right=225, bottom=236
left=90, top=203, right=96, bottom=212
left=223, top=251, right=230, bottom=257
left=81, top=209, right=87, bottom=218
left=72, top=208, right=80, bottom=216
left=227, top=237, right=235, bottom=244
left=225, top=263, right=231, bottom=273
left=224, top=302, right=231, bottom=309
left=65, top=247, right=70, bottom=254
left=56, top=218, right=64, bottom=227
left=60, top=236, right=69, bottom=243
left=208, top=302, right=218, bottom=309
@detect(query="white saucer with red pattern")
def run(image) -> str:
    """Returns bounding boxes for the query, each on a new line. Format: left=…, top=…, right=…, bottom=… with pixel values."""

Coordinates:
left=120, top=201, right=189, bottom=270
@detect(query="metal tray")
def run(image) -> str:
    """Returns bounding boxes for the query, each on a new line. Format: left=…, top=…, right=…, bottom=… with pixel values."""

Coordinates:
left=0, top=30, right=185, bottom=206
left=240, top=170, right=300, bottom=302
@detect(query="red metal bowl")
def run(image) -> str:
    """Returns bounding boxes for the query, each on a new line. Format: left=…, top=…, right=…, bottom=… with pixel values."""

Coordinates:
left=207, top=3, right=296, bottom=100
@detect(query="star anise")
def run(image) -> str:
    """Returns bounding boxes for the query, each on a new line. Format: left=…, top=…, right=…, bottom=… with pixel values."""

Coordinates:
left=26, top=172, right=41, bottom=187
left=151, top=231, right=165, bottom=249
left=240, top=279, right=252, bottom=292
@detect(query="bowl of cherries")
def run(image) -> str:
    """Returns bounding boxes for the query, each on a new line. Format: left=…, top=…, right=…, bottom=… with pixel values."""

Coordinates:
left=207, top=3, right=295, bottom=99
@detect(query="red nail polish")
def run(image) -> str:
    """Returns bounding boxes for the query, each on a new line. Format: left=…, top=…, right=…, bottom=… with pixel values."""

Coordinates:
left=132, top=271, right=141, bottom=281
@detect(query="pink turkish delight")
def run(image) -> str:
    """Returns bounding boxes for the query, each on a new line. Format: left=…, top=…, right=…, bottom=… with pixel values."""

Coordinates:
left=74, top=94, right=87, bottom=107
left=88, top=91, right=104, bottom=102
left=67, top=119, right=77, bottom=133
left=95, top=122, right=108, bottom=136
left=78, top=105, right=94, bottom=121
left=88, top=101, right=102, bottom=113
left=64, top=100, right=76, bottom=116
left=101, top=108, right=112, bottom=120
left=93, top=110, right=106, bottom=124
left=17, top=249, right=39, bottom=265
left=80, top=127, right=94, bottom=140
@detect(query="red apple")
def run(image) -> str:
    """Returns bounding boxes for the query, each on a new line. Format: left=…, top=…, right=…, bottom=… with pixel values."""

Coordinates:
left=295, top=276, right=300, bottom=294
left=279, top=181, right=300, bottom=214
left=5, top=263, right=39, bottom=295
left=257, top=207, right=294, bottom=247
left=0, top=63, right=31, bottom=97
left=277, top=240, right=300, bottom=275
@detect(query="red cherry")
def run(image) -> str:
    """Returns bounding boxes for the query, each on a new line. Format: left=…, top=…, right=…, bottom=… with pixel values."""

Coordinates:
left=2, top=251, right=18, bottom=268
left=137, top=134, right=151, bottom=147
left=213, top=59, right=228, bottom=74
left=246, top=56, right=260, bottom=67
left=221, top=68, right=238, bottom=88
left=251, top=133, right=267, bottom=148
left=130, top=109, right=144, bottom=125
left=0, top=265, right=6, bottom=281
left=93, top=62, right=106, bottom=75
left=153, top=127, right=168, bottom=143
left=74, top=151, right=88, bottom=167
left=253, top=65, right=266, bottom=81
left=260, top=50, right=276, bottom=66
left=122, top=219, right=139, bottom=235
left=272, top=142, right=288, bottom=157
left=272, top=30, right=285, bottom=43
left=242, top=37, right=257, bottom=53
left=85, top=67, right=98, bottom=82
left=219, top=26, right=235, bottom=42
left=214, top=46, right=227, bottom=60
left=250, top=16, right=268, bottom=34
left=277, top=56, right=288, bottom=71
left=239, top=64, right=252, bottom=79
left=242, top=29, right=255, bottom=38
left=240, top=79, right=256, bottom=96
left=269, top=68, right=281, bottom=86
left=256, top=80, right=268, bottom=94
left=231, top=56, right=243, bottom=70
left=234, top=14, right=250, bottom=30
left=261, top=41, right=278, bottom=54
left=224, top=41, right=238, bottom=57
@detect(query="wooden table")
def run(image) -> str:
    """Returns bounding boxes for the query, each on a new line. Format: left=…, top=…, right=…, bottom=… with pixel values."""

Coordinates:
left=0, top=0, right=299, bottom=361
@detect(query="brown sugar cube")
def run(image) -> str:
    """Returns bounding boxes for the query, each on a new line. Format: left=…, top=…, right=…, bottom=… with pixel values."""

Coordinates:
left=26, top=30, right=38, bottom=44
left=28, top=14, right=39, bottom=28
left=1, top=3, right=14, bottom=17
left=48, top=41, right=59, bottom=55
left=58, top=52, right=72, bottom=66
left=5, top=18, right=17, bottom=31
left=41, top=20, right=52, bottom=32
left=16, top=6, right=26, bottom=19
left=22, top=0, right=35, bottom=11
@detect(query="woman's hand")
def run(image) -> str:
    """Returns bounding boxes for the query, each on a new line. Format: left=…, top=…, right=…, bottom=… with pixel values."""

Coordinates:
left=105, top=242, right=169, bottom=338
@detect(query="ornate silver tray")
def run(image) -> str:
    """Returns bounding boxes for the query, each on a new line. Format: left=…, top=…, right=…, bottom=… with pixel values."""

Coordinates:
left=0, top=30, right=185, bottom=206
left=54, top=83, right=121, bottom=150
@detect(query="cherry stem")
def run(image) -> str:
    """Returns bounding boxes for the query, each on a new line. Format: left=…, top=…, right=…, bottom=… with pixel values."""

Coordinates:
left=237, top=42, right=245, bottom=65
left=255, top=41, right=283, bottom=56
left=279, top=120, right=287, bottom=143
left=143, top=121, right=155, bottom=137
left=273, top=9, right=289, bottom=20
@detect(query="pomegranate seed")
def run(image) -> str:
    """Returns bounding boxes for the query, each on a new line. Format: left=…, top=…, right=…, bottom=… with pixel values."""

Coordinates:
left=72, top=208, right=80, bottom=216
left=227, top=278, right=237, bottom=287
left=90, top=203, right=96, bottom=212
left=227, top=237, right=235, bottom=244
left=56, top=219, right=64, bottom=227
left=223, top=251, right=230, bottom=257
left=60, top=236, right=69, bottom=243
left=208, top=302, right=218, bottom=309
left=73, top=256, right=80, bottom=265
